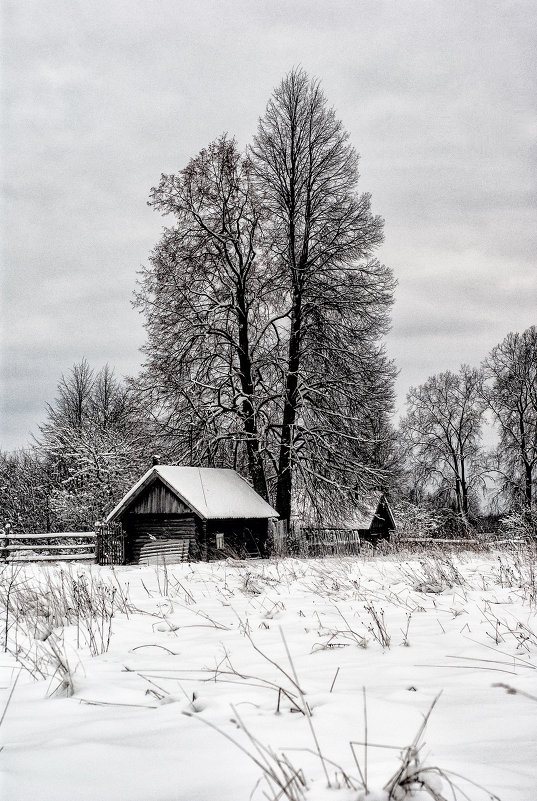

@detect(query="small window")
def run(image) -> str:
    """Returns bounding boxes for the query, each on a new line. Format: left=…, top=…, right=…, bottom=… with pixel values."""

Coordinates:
left=215, top=532, right=225, bottom=550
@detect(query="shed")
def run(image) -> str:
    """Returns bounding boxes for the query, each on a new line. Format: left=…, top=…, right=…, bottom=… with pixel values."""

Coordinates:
left=106, top=466, right=278, bottom=563
left=297, top=493, right=396, bottom=554
left=346, top=493, right=396, bottom=545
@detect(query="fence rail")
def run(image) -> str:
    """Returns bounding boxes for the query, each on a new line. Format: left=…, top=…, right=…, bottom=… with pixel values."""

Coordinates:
left=399, top=537, right=479, bottom=545
left=398, top=536, right=527, bottom=546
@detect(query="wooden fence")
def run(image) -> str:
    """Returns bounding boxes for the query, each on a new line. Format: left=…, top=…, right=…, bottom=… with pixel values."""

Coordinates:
left=1, top=530, right=96, bottom=563
left=302, top=526, right=362, bottom=556
left=1, top=522, right=125, bottom=565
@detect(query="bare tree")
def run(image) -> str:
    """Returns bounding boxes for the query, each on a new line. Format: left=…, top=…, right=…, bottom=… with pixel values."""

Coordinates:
left=0, top=450, right=55, bottom=534
left=250, top=68, right=394, bottom=522
left=44, top=358, right=94, bottom=433
left=37, top=361, right=147, bottom=528
left=400, top=366, right=487, bottom=522
left=135, top=136, right=274, bottom=499
left=483, top=326, right=537, bottom=521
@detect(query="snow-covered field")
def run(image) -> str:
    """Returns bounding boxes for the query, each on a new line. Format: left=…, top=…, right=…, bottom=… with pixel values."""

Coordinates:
left=1, top=548, right=536, bottom=800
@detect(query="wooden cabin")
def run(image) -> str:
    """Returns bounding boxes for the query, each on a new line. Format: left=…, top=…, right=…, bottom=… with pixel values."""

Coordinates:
left=106, top=465, right=278, bottom=564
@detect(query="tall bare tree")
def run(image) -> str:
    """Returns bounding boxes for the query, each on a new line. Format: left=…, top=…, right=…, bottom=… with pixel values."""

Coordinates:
left=400, top=366, right=486, bottom=521
left=483, top=326, right=537, bottom=520
left=250, top=68, right=394, bottom=522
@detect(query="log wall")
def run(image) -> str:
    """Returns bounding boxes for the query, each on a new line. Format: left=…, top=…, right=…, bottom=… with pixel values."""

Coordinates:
left=207, top=518, right=268, bottom=558
left=124, top=514, right=196, bottom=564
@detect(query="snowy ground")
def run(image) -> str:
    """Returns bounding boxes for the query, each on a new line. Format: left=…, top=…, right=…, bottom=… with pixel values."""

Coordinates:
left=1, top=549, right=536, bottom=800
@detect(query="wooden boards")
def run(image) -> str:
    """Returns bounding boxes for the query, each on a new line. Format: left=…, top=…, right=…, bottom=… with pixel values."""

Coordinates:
left=125, top=514, right=196, bottom=564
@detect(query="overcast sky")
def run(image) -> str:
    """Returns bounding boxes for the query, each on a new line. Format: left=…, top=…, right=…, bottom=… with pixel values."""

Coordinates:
left=2, top=0, right=536, bottom=452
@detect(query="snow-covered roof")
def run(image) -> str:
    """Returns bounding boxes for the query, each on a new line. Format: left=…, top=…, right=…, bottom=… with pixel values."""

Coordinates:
left=107, top=466, right=278, bottom=522
left=297, top=494, right=395, bottom=530
left=344, top=493, right=396, bottom=531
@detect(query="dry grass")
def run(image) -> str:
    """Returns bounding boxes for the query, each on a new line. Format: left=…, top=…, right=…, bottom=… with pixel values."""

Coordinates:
left=183, top=654, right=502, bottom=801
left=0, top=563, right=133, bottom=693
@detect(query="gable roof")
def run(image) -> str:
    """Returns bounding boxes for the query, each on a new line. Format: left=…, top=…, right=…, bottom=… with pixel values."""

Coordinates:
left=294, top=492, right=396, bottom=531
left=381, top=495, right=396, bottom=530
left=107, top=466, right=278, bottom=522
left=343, top=493, right=396, bottom=531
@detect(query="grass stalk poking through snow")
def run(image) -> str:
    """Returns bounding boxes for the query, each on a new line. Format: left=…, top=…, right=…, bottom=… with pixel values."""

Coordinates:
left=0, top=564, right=134, bottom=690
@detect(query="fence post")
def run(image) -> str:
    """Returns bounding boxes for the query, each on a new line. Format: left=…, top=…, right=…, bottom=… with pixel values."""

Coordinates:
left=94, top=521, right=102, bottom=565
left=1, top=523, right=10, bottom=561
left=120, top=526, right=126, bottom=565
left=199, top=520, right=208, bottom=561
left=272, top=520, right=287, bottom=558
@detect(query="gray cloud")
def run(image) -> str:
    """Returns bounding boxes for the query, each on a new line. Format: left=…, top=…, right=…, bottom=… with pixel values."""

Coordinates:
left=2, top=0, right=536, bottom=449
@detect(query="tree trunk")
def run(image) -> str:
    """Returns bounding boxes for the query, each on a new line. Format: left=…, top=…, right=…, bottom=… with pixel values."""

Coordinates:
left=525, top=462, right=533, bottom=514
left=275, top=291, right=302, bottom=524
left=236, top=282, right=269, bottom=501
left=460, top=458, right=469, bottom=522
left=454, top=476, right=463, bottom=517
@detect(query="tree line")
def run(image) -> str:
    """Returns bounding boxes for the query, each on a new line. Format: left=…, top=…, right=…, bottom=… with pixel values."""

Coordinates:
left=0, top=361, right=150, bottom=532
left=400, top=327, right=537, bottom=534
left=1, top=70, right=535, bottom=536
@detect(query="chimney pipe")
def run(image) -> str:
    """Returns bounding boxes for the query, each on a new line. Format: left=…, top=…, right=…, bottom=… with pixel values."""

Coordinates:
left=152, top=454, right=161, bottom=466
